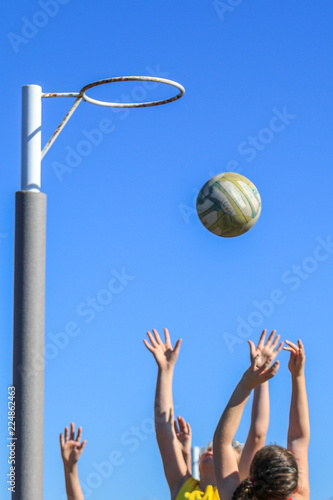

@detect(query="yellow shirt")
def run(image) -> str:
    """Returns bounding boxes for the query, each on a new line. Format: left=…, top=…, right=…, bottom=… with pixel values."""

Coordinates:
left=176, top=477, right=220, bottom=500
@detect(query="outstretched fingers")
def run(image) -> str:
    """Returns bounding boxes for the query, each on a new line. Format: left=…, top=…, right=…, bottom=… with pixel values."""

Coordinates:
left=266, top=329, right=276, bottom=345
left=264, top=329, right=282, bottom=352
left=70, top=422, right=75, bottom=441
left=298, top=339, right=305, bottom=353
left=144, top=328, right=171, bottom=350
left=274, top=340, right=284, bottom=356
left=143, top=330, right=162, bottom=354
left=143, top=338, right=154, bottom=352
left=246, top=354, right=280, bottom=389
left=284, top=339, right=305, bottom=357
left=60, top=423, right=82, bottom=444
left=254, top=329, right=283, bottom=356
left=76, top=426, right=82, bottom=443
left=146, top=330, right=158, bottom=347
left=177, top=416, right=187, bottom=433
left=297, top=339, right=306, bottom=362
left=256, top=329, right=267, bottom=350
left=163, top=328, right=172, bottom=348
left=186, top=422, right=191, bottom=435
left=284, top=338, right=306, bottom=376
left=270, top=332, right=280, bottom=350
left=174, top=338, right=182, bottom=353
left=283, top=339, right=298, bottom=351
left=248, top=340, right=257, bottom=361
left=152, top=328, right=164, bottom=345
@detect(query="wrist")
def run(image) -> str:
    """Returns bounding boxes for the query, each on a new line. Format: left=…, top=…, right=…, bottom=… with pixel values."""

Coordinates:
left=240, top=369, right=256, bottom=391
left=63, top=462, right=78, bottom=474
left=239, top=374, right=254, bottom=394
left=291, top=370, right=305, bottom=380
left=158, top=364, right=175, bottom=375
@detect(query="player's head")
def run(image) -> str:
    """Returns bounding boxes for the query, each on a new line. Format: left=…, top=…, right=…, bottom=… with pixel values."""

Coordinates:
left=199, top=440, right=243, bottom=477
left=231, top=445, right=298, bottom=499
left=198, top=443, right=214, bottom=476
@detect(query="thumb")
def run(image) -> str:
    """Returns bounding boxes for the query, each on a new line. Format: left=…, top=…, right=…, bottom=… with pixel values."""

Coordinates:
left=173, top=338, right=182, bottom=356
left=251, top=353, right=260, bottom=370
left=266, top=360, right=280, bottom=379
left=248, top=340, right=256, bottom=360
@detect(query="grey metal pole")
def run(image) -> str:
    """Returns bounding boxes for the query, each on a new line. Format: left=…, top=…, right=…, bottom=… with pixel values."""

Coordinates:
left=12, top=86, right=45, bottom=500
left=13, top=192, right=46, bottom=500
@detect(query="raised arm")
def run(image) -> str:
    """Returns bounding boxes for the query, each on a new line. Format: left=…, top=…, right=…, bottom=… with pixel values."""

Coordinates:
left=213, top=336, right=281, bottom=500
left=284, top=339, right=310, bottom=500
left=143, top=329, right=190, bottom=499
left=60, top=423, right=86, bottom=500
left=238, top=330, right=282, bottom=479
left=174, top=416, right=192, bottom=473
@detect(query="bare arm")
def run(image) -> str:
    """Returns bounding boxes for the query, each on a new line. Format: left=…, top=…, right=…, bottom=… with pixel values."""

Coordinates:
left=284, top=340, right=310, bottom=500
left=238, top=383, right=269, bottom=480
left=214, top=334, right=282, bottom=500
left=174, top=416, right=192, bottom=473
left=60, top=423, right=86, bottom=500
left=239, top=330, right=281, bottom=479
left=144, top=329, right=190, bottom=499
left=213, top=372, right=253, bottom=500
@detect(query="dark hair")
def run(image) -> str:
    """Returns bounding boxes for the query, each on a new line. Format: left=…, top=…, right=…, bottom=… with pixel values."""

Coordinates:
left=232, top=445, right=298, bottom=500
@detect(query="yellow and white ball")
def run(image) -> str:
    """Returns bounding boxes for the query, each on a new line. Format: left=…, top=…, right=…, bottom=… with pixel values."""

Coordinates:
left=196, top=172, right=261, bottom=237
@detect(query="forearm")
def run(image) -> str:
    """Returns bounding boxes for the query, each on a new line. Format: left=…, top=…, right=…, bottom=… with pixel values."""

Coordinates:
left=153, top=365, right=189, bottom=492
left=63, top=464, right=84, bottom=500
left=288, top=374, right=310, bottom=444
left=250, top=382, right=269, bottom=441
left=214, top=376, right=252, bottom=449
left=182, top=449, right=192, bottom=473
left=213, top=375, right=252, bottom=496
left=238, top=381, right=269, bottom=480
left=154, top=367, right=175, bottom=434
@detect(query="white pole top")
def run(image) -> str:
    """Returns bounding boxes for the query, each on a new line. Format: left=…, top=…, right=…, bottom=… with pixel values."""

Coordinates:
left=192, top=446, right=201, bottom=480
left=21, top=85, right=42, bottom=191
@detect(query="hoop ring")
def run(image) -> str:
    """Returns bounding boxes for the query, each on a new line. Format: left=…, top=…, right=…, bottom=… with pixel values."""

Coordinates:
left=41, top=75, right=184, bottom=159
left=80, top=76, right=185, bottom=108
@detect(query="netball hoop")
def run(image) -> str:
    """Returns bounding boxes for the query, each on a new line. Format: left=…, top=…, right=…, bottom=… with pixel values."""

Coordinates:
left=15, top=75, right=184, bottom=500
left=41, top=76, right=185, bottom=159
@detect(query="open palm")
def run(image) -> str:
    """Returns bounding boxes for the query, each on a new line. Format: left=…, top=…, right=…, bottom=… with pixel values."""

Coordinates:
left=144, top=328, right=181, bottom=370
left=248, top=329, right=284, bottom=369
left=60, top=423, right=86, bottom=467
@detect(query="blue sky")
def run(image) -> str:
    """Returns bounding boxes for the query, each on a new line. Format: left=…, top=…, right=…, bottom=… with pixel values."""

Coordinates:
left=1, top=1, right=333, bottom=499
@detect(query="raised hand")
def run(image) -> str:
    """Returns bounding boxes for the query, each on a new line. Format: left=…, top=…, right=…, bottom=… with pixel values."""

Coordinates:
left=60, top=423, right=86, bottom=468
left=248, top=329, right=284, bottom=370
left=242, top=348, right=280, bottom=390
left=144, top=329, right=189, bottom=495
left=143, top=328, right=181, bottom=371
left=174, top=416, right=192, bottom=455
left=283, top=339, right=305, bottom=377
